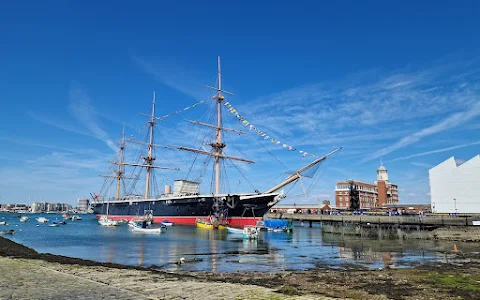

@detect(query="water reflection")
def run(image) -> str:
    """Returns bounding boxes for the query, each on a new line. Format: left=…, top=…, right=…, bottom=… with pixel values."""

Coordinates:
left=4, top=213, right=480, bottom=272
left=108, top=244, right=115, bottom=264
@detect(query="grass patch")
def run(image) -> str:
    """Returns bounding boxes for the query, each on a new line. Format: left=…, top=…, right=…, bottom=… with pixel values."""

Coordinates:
left=427, top=273, right=480, bottom=291
left=276, top=285, right=300, bottom=296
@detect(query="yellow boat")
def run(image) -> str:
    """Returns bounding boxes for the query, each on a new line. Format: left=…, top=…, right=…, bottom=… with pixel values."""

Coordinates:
left=196, top=219, right=214, bottom=229
left=196, top=219, right=228, bottom=230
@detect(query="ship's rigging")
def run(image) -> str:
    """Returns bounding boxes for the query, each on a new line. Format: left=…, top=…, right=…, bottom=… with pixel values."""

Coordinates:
left=96, top=57, right=342, bottom=202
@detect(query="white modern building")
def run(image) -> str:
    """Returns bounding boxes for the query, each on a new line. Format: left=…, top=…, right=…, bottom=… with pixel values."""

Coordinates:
left=429, top=155, right=480, bottom=214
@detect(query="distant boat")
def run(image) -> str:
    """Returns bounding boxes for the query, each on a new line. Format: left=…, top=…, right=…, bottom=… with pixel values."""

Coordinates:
left=0, top=229, right=14, bottom=235
left=49, top=223, right=59, bottom=227
left=0, top=221, right=7, bottom=225
left=196, top=219, right=227, bottom=230
left=131, top=225, right=165, bottom=234
left=161, top=220, right=174, bottom=226
left=129, top=220, right=166, bottom=234
left=98, top=215, right=119, bottom=226
left=97, top=194, right=118, bottom=226
left=36, top=217, right=49, bottom=223
left=264, top=219, right=293, bottom=232
left=243, top=226, right=259, bottom=240
left=71, top=215, right=82, bottom=221
left=20, top=216, right=29, bottom=222
left=227, top=226, right=244, bottom=235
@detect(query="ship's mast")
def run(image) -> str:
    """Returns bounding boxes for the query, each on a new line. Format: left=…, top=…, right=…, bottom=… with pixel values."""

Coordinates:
left=144, top=91, right=156, bottom=199
left=115, top=126, right=125, bottom=200
left=178, top=57, right=254, bottom=195
left=214, top=56, right=225, bottom=195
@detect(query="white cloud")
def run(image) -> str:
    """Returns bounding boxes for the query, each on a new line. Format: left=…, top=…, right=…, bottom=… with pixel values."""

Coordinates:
left=68, top=83, right=118, bottom=152
left=364, top=101, right=480, bottom=162
left=389, top=141, right=480, bottom=162
left=132, top=56, right=211, bottom=99
left=409, top=162, right=433, bottom=168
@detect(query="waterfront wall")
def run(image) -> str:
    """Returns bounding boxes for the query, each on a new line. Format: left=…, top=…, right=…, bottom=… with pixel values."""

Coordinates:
left=266, top=213, right=480, bottom=241
left=266, top=213, right=479, bottom=227
left=319, top=223, right=480, bottom=241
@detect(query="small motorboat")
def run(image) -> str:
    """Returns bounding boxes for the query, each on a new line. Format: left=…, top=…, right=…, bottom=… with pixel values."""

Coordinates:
left=71, top=215, right=82, bottom=221
left=196, top=219, right=213, bottom=229
left=161, top=220, right=174, bottom=226
left=0, top=229, right=14, bottom=235
left=131, top=225, right=165, bottom=234
left=53, top=220, right=67, bottom=225
left=243, top=225, right=259, bottom=240
left=227, top=226, right=244, bottom=234
left=0, top=221, right=7, bottom=225
left=130, top=220, right=166, bottom=234
left=196, top=218, right=227, bottom=230
left=49, top=223, right=59, bottom=227
left=36, top=217, right=49, bottom=223
left=20, top=216, right=29, bottom=222
left=98, top=216, right=119, bottom=226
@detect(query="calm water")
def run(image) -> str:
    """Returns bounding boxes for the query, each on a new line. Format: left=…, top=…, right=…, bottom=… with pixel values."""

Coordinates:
left=1, top=213, right=475, bottom=273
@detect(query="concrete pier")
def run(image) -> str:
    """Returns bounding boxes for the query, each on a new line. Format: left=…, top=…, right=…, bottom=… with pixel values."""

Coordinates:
left=266, top=213, right=480, bottom=227
left=266, top=213, right=480, bottom=241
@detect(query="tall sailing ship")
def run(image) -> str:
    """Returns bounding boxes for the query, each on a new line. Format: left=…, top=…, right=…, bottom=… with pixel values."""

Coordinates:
left=91, top=57, right=341, bottom=227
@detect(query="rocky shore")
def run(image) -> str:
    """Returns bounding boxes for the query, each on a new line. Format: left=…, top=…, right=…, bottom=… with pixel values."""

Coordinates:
left=1, top=237, right=479, bottom=299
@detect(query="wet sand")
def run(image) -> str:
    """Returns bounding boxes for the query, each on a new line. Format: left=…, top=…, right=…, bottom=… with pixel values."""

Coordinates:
left=1, top=237, right=479, bottom=299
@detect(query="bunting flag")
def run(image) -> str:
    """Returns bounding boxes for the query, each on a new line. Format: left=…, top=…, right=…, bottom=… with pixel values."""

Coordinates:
left=223, top=101, right=317, bottom=158
left=155, top=100, right=205, bottom=120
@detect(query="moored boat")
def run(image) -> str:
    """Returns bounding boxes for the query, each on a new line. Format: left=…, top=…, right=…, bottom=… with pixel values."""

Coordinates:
left=161, top=220, right=174, bottom=226
left=196, top=219, right=214, bottom=230
left=98, top=215, right=119, bottom=226
left=129, top=220, right=166, bottom=234
left=131, top=225, right=165, bottom=234
left=243, top=225, right=259, bottom=240
left=227, top=226, right=244, bottom=234
left=264, top=219, right=294, bottom=232
left=36, top=217, right=49, bottom=223
left=20, top=216, right=29, bottom=222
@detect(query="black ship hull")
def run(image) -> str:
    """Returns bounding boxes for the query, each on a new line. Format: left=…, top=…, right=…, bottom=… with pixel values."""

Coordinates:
left=92, top=192, right=282, bottom=227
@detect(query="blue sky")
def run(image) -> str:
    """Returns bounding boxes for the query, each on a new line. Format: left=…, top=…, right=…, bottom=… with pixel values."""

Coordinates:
left=1, top=1, right=479, bottom=205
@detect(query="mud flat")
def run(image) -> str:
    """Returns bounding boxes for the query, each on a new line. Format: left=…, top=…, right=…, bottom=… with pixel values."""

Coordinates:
left=1, top=237, right=480, bottom=300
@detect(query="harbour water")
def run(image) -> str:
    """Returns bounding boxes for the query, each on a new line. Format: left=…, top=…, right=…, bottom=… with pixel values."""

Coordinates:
left=1, top=213, right=476, bottom=273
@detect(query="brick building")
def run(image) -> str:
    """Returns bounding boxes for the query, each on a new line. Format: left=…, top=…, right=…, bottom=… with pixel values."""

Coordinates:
left=335, top=164, right=399, bottom=209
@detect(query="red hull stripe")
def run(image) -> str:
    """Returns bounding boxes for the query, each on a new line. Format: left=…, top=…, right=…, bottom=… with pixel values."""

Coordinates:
left=96, top=215, right=261, bottom=227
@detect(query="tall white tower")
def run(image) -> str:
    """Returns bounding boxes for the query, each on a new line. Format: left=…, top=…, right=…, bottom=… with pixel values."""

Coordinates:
left=377, top=160, right=389, bottom=181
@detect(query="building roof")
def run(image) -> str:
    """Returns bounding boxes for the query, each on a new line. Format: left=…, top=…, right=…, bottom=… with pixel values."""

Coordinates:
left=377, top=165, right=387, bottom=171
left=337, top=180, right=375, bottom=186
